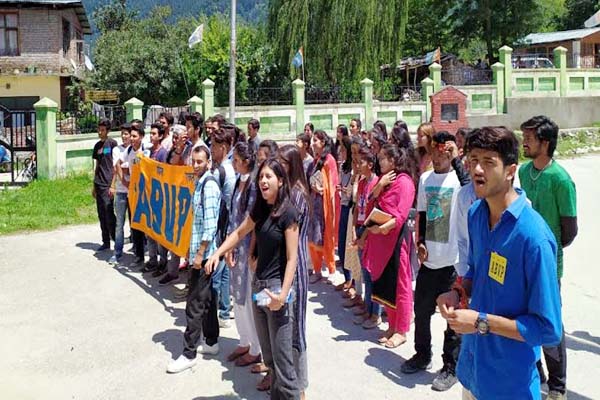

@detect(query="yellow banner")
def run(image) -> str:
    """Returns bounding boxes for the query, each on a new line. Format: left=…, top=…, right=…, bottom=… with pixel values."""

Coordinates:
left=129, top=156, right=196, bottom=258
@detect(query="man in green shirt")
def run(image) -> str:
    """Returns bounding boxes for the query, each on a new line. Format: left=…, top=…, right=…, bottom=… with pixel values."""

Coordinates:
left=519, top=115, right=578, bottom=400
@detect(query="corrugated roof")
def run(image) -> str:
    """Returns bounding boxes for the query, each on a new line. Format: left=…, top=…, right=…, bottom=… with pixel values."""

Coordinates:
left=0, top=0, right=91, bottom=34
left=522, top=27, right=600, bottom=45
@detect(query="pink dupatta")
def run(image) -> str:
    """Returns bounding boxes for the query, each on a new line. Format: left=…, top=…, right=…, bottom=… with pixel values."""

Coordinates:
left=362, top=173, right=415, bottom=281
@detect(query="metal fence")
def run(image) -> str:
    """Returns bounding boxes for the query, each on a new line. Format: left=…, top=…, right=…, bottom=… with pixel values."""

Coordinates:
left=0, top=107, right=37, bottom=184
left=57, top=105, right=126, bottom=135
left=569, top=53, right=600, bottom=69
left=237, top=87, right=293, bottom=106
left=143, top=105, right=190, bottom=127
left=376, top=85, right=422, bottom=102
left=512, top=53, right=555, bottom=69
left=442, top=69, right=493, bottom=86
left=305, top=84, right=362, bottom=104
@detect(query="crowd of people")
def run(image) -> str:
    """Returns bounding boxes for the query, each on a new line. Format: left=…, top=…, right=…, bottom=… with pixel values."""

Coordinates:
left=90, top=110, right=577, bottom=400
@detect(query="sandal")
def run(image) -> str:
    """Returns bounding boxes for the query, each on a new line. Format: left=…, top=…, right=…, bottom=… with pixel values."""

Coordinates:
left=378, top=329, right=394, bottom=344
left=251, top=362, right=269, bottom=374
left=235, top=352, right=261, bottom=367
left=342, top=286, right=356, bottom=299
left=256, top=372, right=272, bottom=391
left=226, top=346, right=249, bottom=362
left=384, top=333, right=407, bottom=349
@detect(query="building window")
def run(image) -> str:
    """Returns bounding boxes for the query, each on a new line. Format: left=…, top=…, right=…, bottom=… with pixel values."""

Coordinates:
left=75, top=29, right=83, bottom=63
left=62, top=18, right=71, bottom=55
left=441, top=104, right=459, bottom=122
left=0, top=13, right=19, bottom=56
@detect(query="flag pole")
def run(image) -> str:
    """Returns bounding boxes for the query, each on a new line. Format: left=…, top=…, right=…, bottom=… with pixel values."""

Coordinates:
left=229, top=0, right=237, bottom=122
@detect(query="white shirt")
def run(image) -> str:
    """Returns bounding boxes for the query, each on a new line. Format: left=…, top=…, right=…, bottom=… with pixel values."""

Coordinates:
left=453, top=182, right=477, bottom=276
left=112, top=145, right=128, bottom=194
left=416, top=169, right=461, bottom=269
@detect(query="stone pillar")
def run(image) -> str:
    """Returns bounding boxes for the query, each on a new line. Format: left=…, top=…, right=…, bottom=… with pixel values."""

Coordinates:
left=361, top=78, right=374, bottom=128
left=554, top=46, right=568, bottom=97
left=34, top=97, right=58, bottom=180
left=492, top=62, right=505, bottom=113
left=124, top=97, right=143, bottom=122
left=187, top=95, right=204, bottom=114
left=292, top=79, right=305, bottom=134
left=499, top=45, right=513, bottom=99
left=429, top=62, right=442, bottom=93
left=202, top=79, right=215, bottom=118
left=421, top=77, right=434, bottom=122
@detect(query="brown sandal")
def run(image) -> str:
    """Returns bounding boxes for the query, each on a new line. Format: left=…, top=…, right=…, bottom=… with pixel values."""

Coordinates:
left=256, top=372, right=272, bottom=391
left=226, top=346, right=249, bottom=362
left=251, top=362, right=269, bottom=374
left=235, top=352, right=261, bottom=367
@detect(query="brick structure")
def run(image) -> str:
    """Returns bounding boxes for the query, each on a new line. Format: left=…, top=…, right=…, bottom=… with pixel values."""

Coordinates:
left=430, top=86, right=468, bottom=135
left=0, top=1, right=91, bottom=109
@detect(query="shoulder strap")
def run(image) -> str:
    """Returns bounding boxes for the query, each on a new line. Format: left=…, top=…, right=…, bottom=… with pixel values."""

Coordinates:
left=217, top=165, right=226, bottom=188
left=200, top=176, right=219, bottom=200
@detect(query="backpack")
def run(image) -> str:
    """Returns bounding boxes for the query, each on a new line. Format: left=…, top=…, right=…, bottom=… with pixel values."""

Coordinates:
left=200, top=165, right=229, bottom=247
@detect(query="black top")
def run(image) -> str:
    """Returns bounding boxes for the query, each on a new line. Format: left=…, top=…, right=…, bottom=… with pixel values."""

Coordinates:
left=92, top=138, right=117, bottom=188
left=251, top=202, right=298, bottom=281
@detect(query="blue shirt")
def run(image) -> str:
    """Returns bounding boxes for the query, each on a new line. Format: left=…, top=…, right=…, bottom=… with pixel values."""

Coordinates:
left=189, top=172, right=221, bottom=261
left=458, top=189, right=562, bottom=400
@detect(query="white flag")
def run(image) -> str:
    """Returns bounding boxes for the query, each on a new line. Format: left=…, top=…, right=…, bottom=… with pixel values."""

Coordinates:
left=188, top=24, right=204, bottom=49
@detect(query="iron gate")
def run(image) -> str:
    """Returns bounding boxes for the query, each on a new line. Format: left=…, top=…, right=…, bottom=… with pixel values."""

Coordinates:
left=0, top=105, right=37, bottom=185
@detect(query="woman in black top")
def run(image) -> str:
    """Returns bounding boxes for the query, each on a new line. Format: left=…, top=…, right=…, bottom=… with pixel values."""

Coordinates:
left=206, top=158, right=300, bottom=400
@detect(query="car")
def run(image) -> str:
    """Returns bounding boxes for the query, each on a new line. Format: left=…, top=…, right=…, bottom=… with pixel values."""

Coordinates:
left=512, top=56, right=555, bottom=69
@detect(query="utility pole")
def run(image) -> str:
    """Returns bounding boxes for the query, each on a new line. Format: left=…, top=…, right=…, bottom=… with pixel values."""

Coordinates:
left=229, top=0, right=237, bottom=122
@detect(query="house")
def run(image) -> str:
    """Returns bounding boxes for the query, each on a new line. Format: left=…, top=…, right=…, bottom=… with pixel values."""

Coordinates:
left=518, top=11, right=600, bottom=69
left=0, top=0, right=91, bottom=110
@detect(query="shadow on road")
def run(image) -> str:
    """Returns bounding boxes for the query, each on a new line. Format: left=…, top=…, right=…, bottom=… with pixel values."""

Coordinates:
left=365, top=347, right=436, bottom=389
left=566, top=330, right=600, bottom=356
left=76, top=241, right=112, bottom=262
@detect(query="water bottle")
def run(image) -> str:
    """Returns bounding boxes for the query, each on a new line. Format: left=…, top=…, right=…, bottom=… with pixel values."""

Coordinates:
left=253, top=285, right=294, bottom=307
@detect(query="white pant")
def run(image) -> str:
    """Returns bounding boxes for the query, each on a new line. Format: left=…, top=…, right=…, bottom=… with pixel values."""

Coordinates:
left=233, top=271, right=261, bottom=356
left=462, top=388, right=477, bottom=400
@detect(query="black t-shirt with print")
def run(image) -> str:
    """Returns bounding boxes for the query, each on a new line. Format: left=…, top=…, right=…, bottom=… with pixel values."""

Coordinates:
left=92, top=138, right=118, bottom=188
left=250, top=201, right=298, bottom=281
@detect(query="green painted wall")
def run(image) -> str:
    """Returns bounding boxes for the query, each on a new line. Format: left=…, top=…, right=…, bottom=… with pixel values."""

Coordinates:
left=569, top=77, right=585, bottom=91
left=376, top=111, right=397, bottom=130
left=310, top=114, right=334, bottom=131
left=516, top=78, right=534, bottom=92
left=338, top=113, right=360, bottom=128
left=589, top=77, right=600, bottom=90
left=471, top=94, right=493, bottom=109
left=402, top=110, right=422, bottom=127
left=66, top=149, right=93, bottom=172
left=259, top=116, right=292, bottom=134
left=538, top=77, right=557, bottom=91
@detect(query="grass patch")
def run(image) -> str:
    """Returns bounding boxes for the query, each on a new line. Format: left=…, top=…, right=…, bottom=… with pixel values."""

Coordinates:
left=0, top=173, right=97, bottom=235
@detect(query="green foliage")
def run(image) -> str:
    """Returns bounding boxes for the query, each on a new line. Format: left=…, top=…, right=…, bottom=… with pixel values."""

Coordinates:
left=559, top=0, right=600, bottom=30
left=90, top=1, right=279, bottom=106
left=92, top=0, right=138, bottom=33
left=0, top=174, right=97, bottom=235
left=267, top=0, right=409, bottom=86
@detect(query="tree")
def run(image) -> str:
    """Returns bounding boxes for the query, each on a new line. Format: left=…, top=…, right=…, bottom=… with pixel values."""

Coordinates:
left=560, top=0, right=600, bottom=30
left=267, top=0, right=409, bottom=86
left=446, top=0, right=547, bottom=63
left=92, top=0, right=138, bottom=33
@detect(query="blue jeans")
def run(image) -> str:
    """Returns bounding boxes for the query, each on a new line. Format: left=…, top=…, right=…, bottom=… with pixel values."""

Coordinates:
left=338, top=204, right=352, bottom=282
left=212, top=259, right=231, bottom=319
left=356, top=225, right=381, bottom=317
left=114, top=192, right=128, bottom=259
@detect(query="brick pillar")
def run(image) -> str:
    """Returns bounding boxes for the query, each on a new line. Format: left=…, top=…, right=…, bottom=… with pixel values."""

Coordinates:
left=34, top=97, right=58, bottom=180
left=202, top=79, right=215, bottom=118
left=187, top=95, right=204, bottom=114
left=492, top=62, right=505, bottom=113
left=292, top=79, right=305, bottom=134
left=361, top=78, right=374, bottom=128
left=554, top=46, right=568, bottom=97
left=421, top=77, right=434, bottom=121
left=124, top=97, right=143, bottom=122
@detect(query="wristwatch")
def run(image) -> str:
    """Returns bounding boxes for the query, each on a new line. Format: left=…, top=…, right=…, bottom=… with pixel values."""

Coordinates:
left=475, top=312, right=490, bottom=335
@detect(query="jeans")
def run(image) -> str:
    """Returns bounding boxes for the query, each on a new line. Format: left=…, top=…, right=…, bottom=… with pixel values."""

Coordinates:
left=114, top=192, right=128, bottom=258
left=147, top=237, right=167, bottom=265
left=361, top=266, right=382, bottom=317
left=212, top=260, right=231, bottom=319
left=541, top=279, right=567, bottom=394
left=413, top=264, right=461, bottom=369
left=95, top=184, right=116, bottom=246
left=252, top=278, right=300, bottom=400
left=183, top=265, right=220, bottom=359
left=338, top=204, right=352, bottom=282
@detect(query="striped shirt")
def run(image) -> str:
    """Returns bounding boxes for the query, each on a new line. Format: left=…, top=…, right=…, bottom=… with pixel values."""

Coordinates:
left=189, top=172, right=221, bottom=260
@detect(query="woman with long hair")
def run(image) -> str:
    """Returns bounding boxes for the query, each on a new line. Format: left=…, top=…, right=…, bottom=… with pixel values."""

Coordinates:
left=278, top=144, right=311, bottom=399
left=416, top=122, right=435, bottom=173
left=362, top=144, right=417, bottom=348
left=225, top=142, right=262, bottom=367
left=335, top=124, right=350, bottom=157
left=206, top=158, right=300, bottom=400
left=308, top=130, right=340, bottom=284
left=335, top=136, right=354, bottom=291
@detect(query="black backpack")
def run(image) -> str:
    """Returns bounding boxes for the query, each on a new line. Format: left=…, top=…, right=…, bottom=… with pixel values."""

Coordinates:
left=200, top=165, right=229, bottom=247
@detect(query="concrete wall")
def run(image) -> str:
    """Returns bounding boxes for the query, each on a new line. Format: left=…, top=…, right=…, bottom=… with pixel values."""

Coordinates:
left=55, top=131, right=121, bottom=176
left=0, top=75, right=61, bottom=107
left=468, top=96, right=600, bottom=130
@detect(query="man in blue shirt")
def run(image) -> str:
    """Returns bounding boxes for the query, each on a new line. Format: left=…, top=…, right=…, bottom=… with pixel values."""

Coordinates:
left=437, top=126, right=562, bottom=399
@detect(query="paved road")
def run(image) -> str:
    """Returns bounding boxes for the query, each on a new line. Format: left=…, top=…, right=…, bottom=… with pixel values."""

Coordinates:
left=1, top=155, right=599, bottom=400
